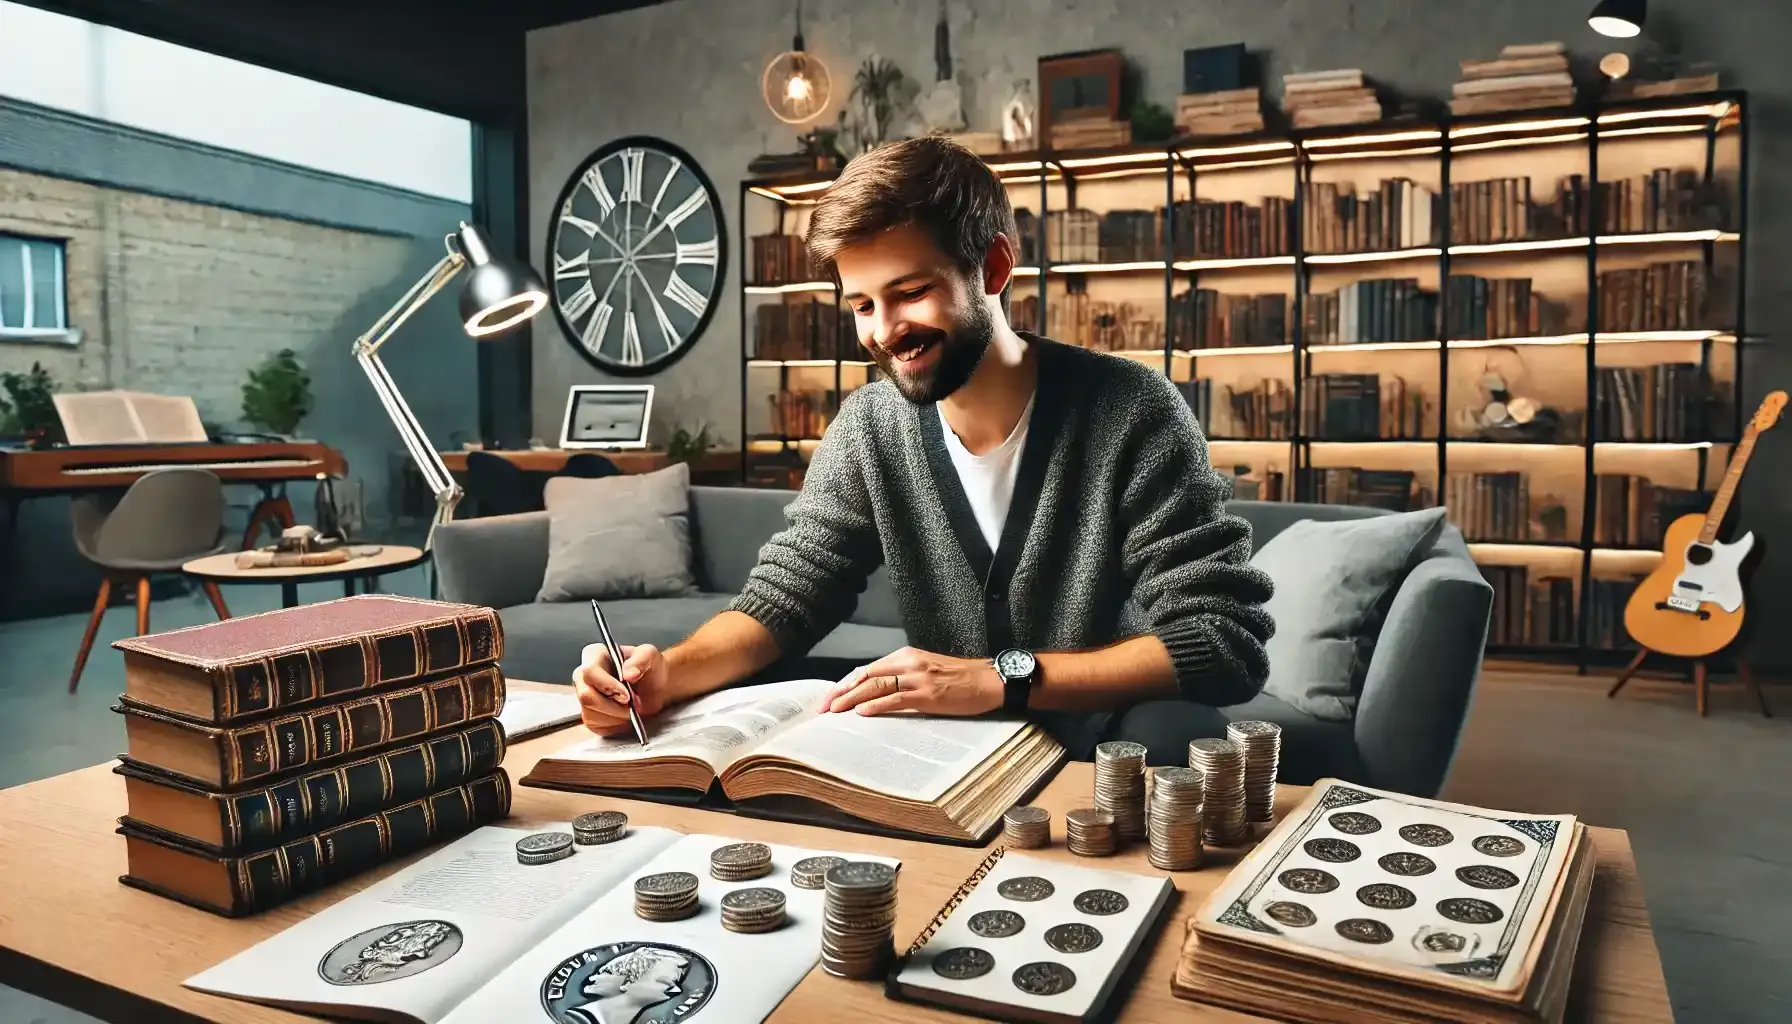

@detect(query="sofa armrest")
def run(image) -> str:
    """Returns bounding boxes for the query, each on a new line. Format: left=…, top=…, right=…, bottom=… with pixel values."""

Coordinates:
left=1353, top=530, right=1492, bottom=797
left=432, top=511, right=550, bottom=610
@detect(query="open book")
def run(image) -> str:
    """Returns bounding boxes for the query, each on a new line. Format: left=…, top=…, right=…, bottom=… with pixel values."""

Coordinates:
left=186, top=824, right=899, bottom=1024
left=52, top=390, right=209, bottom=446
left=521, top=678, right=1066, bottom=845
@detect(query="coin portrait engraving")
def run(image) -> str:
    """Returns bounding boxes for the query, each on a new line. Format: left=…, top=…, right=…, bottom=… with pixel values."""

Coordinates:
left=1327, top=812, right=1382, bottom=835
left=930, top=947, right=994, bottom=980
left=1437, top=897, right=1505, bottom=925
left=1011, top=961, right=1077, bottom=996
left=997, top=876, right=1055, bottom=902
left=1356, top=883, right=1418, bottom=911
left=1472, top=835, right=1526, bottom=858
left=318, top=921, right=462, bottom=986
left=1377, top=851, right=1437, bottom=877
left=1302, top=837, right=1362, bottom=863
left=634, top=871, right=700, bottom=896
left=1044, top=922, right=1104, bottom=954
left=1073, top=889, right=1130, bottom=916
left=1277, top=868, right=1340, bottom=894
left=719, top=887, right=784, bottom=912
left=518, top=832, right=575, bottom=854
left=1456, top=865, right=1521, bottom=890
left=1334, top=918, right=1395, bottom=944
left=789, top=855, right=846, bottom=889
left=541, top=941, right=715, bottom=1024
left=1263, top=901, right=1317, bottom=928
left=826, top=861, right=897, bottom=888
left=711, top=842, right=770, bottom=866
left=1398, top=823, right=1454, bottom=847
left=968, top=909, right=1026, bottom=938
left=1419, top=929, right=1469, bottom=954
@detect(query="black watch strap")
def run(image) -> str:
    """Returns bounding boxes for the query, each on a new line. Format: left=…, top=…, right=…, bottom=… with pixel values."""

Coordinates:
left=997, top=649, right=1038, bottom=713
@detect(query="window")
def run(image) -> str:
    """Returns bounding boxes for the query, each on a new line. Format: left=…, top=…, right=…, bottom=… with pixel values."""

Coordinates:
left=0, top=233, right=72, bottom=341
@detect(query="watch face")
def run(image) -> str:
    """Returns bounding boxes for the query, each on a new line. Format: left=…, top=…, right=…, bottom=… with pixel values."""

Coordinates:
left=996, top=649, right=1036, bottom=679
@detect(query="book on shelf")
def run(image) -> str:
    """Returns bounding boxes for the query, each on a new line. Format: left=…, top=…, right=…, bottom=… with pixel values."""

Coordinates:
left=184, top=826, right=900, bottom=1024
left=1301, top=179, right=1437, bottom=254
left=1305, top=278, right=1438, bottom=344
left=752, top=294, right=854, bottom=361
left=1176, top=87, right=1267, bottom=136
left=1444, top=472, right=1535, bottom=543
left=1596, top=258, right=1712, bottom=333
left=1172, top=288, right=1288, bottom=348
left=1200, top=378, right=1294, bottom=441
left=110, top=593, right=502, bottom=725
left=1171, top=197, right=1293, bottom=260
left=1595, top=364, right=1710, bottom=442
left=1015, top=208, right=1040, bottom=265
left=1172, top=778, right=1596, bottom=1024
left=1281, top=69, right=1384, bottom=128
left=1596, top=169, right=1725, bottom=235
left=1046, top=292, right=1163, bottom=353
left=1094, top=208, right=1163, bottom=262
left=1480, top=566, right=1647, bottom=651
left=1298, top=468, right=1422, bottom=512
left=519, top=677, right=1066, bottom=845
left=1593, top=474, right=1706, bottom=548
left=1445, top=275, right=1559, bottom=340
left=1050, top=117, right=1131, bottom=150
left=748, top=232, right=818, bottom=285
left=1451, top=175, right=1587, bottom=244
left=1451, top=46, right=1575, bottom=116
left=767, top=390, right=838, bottom=439
left=1302, top=373, right=1430, bottom=441
left=1608, top=73, right=1722, bottom=99
left=1044, top=209, right=1102, bottom=263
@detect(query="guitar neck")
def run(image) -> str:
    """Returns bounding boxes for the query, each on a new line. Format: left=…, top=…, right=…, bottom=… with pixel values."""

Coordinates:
left=1701, top=433, right=1758, bottom=544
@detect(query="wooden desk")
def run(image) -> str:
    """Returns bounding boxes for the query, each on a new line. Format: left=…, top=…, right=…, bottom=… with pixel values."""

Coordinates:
left=0, top=729, right=1673, bottom=1023
left=441, top=448, right=738, bottom=476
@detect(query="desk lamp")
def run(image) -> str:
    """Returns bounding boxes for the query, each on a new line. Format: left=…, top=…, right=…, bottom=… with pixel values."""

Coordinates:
left=352, top=222, right=547, bottom=546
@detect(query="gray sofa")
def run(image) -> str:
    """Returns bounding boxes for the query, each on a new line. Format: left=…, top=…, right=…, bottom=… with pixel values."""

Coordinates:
left=433, top=488, right=1491, bottom=797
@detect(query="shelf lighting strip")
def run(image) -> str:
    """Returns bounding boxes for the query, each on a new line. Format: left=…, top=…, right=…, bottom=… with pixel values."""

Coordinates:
left=1175, top=332, right=1729, bottom=359
left=746, top=359, right=872, bottom=368
left=743, top=281, right=835, bottom=294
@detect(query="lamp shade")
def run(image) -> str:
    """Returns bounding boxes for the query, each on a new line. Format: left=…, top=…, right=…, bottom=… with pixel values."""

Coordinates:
left=453, top=222, right=548, bottom=337
left=1588, top=0, right=1645, bottom=38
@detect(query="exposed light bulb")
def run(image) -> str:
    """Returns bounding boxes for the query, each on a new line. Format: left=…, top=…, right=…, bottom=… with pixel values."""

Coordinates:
left=1589, top=16, right=1641, bottom=37
left=786, top=74, right=811, bottom=101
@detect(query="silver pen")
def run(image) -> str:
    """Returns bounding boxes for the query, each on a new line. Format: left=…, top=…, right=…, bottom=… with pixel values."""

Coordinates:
left=589, top=599, right=649, bottom=747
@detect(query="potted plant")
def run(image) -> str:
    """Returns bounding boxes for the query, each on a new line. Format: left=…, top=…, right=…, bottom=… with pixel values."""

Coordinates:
left=666, top=423, right=714, bottom=465
left=0, top=362, right=65, bottom=448
left=241, top=348, right=314, bottom=437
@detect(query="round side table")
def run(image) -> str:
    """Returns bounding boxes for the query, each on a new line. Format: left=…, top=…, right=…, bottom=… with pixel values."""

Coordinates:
left=183, top=544, right=430, bottom=610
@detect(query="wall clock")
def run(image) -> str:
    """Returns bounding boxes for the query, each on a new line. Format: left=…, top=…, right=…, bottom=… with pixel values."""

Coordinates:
left=546, top=136, right=726, bottom=376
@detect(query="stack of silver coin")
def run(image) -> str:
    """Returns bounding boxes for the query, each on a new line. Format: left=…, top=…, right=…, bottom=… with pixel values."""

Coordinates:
left=1093, top=741, right=1148, bottom=843
left=515, top=832, right=575, bottom=865
left=1226, top=720, right=1283, bottom=829
left=719, top=886, right=788, bottom=934
left=1187, top=738, right=1249, bottom=845
left=1146, top=766, right=1205, bottom=871
left=1064, top=807, right=1118, bottom=857
left=710, top=842, right=774, bottom=881
left=571, top=810, right=628, bottom=845
left=789, top=855, right=846, bottom=890
left=1002, top=806, right=1051, bottom=849
left=820, top=861, right=899, bottom=978
left=633, top=871, right=700, bottom=921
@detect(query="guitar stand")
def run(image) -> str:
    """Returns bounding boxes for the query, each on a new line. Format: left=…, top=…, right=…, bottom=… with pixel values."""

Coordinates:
left=1607, top=649, right=1774, bottom=719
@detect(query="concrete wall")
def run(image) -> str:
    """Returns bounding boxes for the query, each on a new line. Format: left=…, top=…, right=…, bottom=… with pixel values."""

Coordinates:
left=526, top=0, right=1792, bottom=671
left=0, top=96, right=474, bottom=618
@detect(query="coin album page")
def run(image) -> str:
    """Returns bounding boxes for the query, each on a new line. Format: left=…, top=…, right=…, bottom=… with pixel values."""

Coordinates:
left=437, top=832, right=900, bottom=1024
left=890, top=852, right=1175, bottom=1024
left=1193, top=779, right=1578, bottom=996
left=186, top=823, right=685, bottom=1023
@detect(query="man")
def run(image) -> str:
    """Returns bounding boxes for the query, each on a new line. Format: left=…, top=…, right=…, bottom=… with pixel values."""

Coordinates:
left=574, top=136, right=1274, bottom=761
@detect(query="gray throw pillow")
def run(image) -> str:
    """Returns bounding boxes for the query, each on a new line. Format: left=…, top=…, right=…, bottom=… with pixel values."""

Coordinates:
left=536, top=462, right=701, bottom=602
left=1253, top=507, right=1448, bottom=722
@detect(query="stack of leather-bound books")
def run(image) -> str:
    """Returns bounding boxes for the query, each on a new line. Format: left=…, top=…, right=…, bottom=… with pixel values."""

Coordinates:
left=109, top=594, right=514, bottom=917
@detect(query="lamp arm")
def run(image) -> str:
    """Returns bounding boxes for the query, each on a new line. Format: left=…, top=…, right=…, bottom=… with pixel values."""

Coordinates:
left=356, top=249, right=466, bottom=359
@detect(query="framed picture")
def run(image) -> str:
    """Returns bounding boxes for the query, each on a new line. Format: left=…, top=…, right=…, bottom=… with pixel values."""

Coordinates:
left=559, top=384, right=655, bottom=450
left=1037, top=48, right=1124, bottom=143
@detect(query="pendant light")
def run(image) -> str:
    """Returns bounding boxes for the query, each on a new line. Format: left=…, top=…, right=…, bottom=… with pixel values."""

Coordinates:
left=1588, top=0, right=1646, bottom=38
left=762, top=0, right=831, bottom=124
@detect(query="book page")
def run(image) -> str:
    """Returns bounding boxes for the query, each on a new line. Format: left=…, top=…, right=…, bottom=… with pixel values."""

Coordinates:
left=499, top=686, right=583, bottom=741
left=184, top=824, right=681, bottom=1024
left=541, top=678, right=832, bottom=773
left=439, top=832, right=900, bottom=1024
left=754, top=711, right=1028, bottom=803
left=52, top=391, right=145, bottom=445
left=127, top=392, right=208, bottom=442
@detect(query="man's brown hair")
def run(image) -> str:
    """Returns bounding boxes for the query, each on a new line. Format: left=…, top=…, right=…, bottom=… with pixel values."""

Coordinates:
left=805, top=137, right=1020, bottom=281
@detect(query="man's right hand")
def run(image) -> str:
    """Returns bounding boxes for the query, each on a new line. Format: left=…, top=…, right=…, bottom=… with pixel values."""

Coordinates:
left=572, top=642, right=671, bottom=736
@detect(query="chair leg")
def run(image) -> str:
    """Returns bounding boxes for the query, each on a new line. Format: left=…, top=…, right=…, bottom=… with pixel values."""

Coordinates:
left=135, top=576, right=151, bottom=636
left=242, top=496, right=296, bottom=550
left=69, top=578, right=112, bottom=694
left=1606, top=649, right=1649, bottom=698
left=1738, top=658, right=1772, bottom=719
left=202, top=581, right=231, bottom=620
left=1694, top=660, right=1708, bottom=718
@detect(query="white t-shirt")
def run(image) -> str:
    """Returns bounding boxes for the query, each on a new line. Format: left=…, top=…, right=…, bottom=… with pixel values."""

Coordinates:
left=938, top=392, right=1035, bottom=552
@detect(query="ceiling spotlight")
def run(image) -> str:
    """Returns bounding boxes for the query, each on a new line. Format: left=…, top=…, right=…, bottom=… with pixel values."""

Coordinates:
left=1588, top=0, right=1646, bottom=38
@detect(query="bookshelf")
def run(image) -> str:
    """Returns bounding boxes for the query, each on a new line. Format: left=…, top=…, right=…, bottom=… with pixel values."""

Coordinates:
left=736, top=91, right=1748, bottom=668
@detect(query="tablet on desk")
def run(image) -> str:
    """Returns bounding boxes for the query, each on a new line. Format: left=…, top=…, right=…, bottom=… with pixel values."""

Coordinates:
left=559, top=384, right=654, bottom=450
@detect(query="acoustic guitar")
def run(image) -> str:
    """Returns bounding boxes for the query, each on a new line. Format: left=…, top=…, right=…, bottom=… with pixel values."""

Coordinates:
left=1622, top=390, right=1787, bottom=658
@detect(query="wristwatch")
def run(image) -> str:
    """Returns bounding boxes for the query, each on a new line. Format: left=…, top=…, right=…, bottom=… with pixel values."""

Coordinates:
left=993, top=648, right=1039, bottom=713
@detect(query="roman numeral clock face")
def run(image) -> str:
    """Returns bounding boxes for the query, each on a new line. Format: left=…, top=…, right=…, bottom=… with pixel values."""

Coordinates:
left=547, top=137, right=725, bottom=375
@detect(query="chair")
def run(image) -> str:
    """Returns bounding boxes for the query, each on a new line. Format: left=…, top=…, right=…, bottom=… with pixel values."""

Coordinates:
left=559, top=453, right=621, bottom=479
left=464, top=450, right=548, bottom=517
left=68, top=468, right=234, bottom=692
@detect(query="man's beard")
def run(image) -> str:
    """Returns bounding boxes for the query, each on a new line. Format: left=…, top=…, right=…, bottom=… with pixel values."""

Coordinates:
left=870, top=298, right=994, bottom=405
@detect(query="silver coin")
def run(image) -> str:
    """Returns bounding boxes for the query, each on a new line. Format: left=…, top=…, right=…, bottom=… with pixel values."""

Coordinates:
left=930, top=946, right=994, bottom=980
left=1044, top=922, right=1103, bottom=954
left=1335, top=918, right=1394, bottom=944
left=1226, top=720, right=1281, bottom=737
left=1328, top=812, right=1382, bottom=835
left=1095, top=741, right=1147, bottom=761
left=790, top=856, right=846, bottom=889
left=635, top=871, right=700, bottom=897
left=1011, top=961, right=1076, bottom=996
left=968, top=909, right=1025, bottom=938
left=1188, top=738, right=1240, bottom=756
left=720, top=887, right=786, bottom=912
left=1073, top=889, right=1129, bottom=916
left=1473, top=835, right=1527, bottom=858
left=1263, top=901, right=1316, bottom=928
left=538, top=941, right=714, bottom=1023
left=1004, top=805, right=1050, bottom=824
left=1399, top=823, right=1455, bottom=848
left=1378, top=851, right=1436, bottom=877
left=518, top=846, right=574, bottom=866
left=1357, top=883, right=1417, bottom=911
left=1420, top=930, right=1468, bottom=953
left=1152, top=767, right=1204, bottom=789
left=317, top=920, right=462, bottom=986
left=516, top=832, right=574, bottom=856
left=1437, top=897, right=1504, bottom=925
left=825, top=861, right=898, bottom=889
left=1303, top=838, right=1361, bottom=863
left=996, top=876, right=1055, bottom=902
left=1456, top=865, right=1521, bottom=890
left=1278, top=868, right=1339, bottom=895
left=711, top=842, right=772, bottom=867
left=572, top=811, right=627, bottom=832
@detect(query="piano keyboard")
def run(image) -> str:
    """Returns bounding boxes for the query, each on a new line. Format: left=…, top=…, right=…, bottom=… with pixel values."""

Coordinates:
left=61, top=458, right=322, bottom=476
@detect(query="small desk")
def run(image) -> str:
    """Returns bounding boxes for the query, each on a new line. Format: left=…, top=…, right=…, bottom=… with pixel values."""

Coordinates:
left=182, top=545, right=428, bottom=609
left=0, top=726, right=1674, bottom=1023
left=440, top=448, right=738, bottom=476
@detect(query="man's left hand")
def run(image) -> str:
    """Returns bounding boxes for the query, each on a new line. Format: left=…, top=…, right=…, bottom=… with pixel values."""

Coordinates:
left=825, top=647, right=1004, bottom=717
